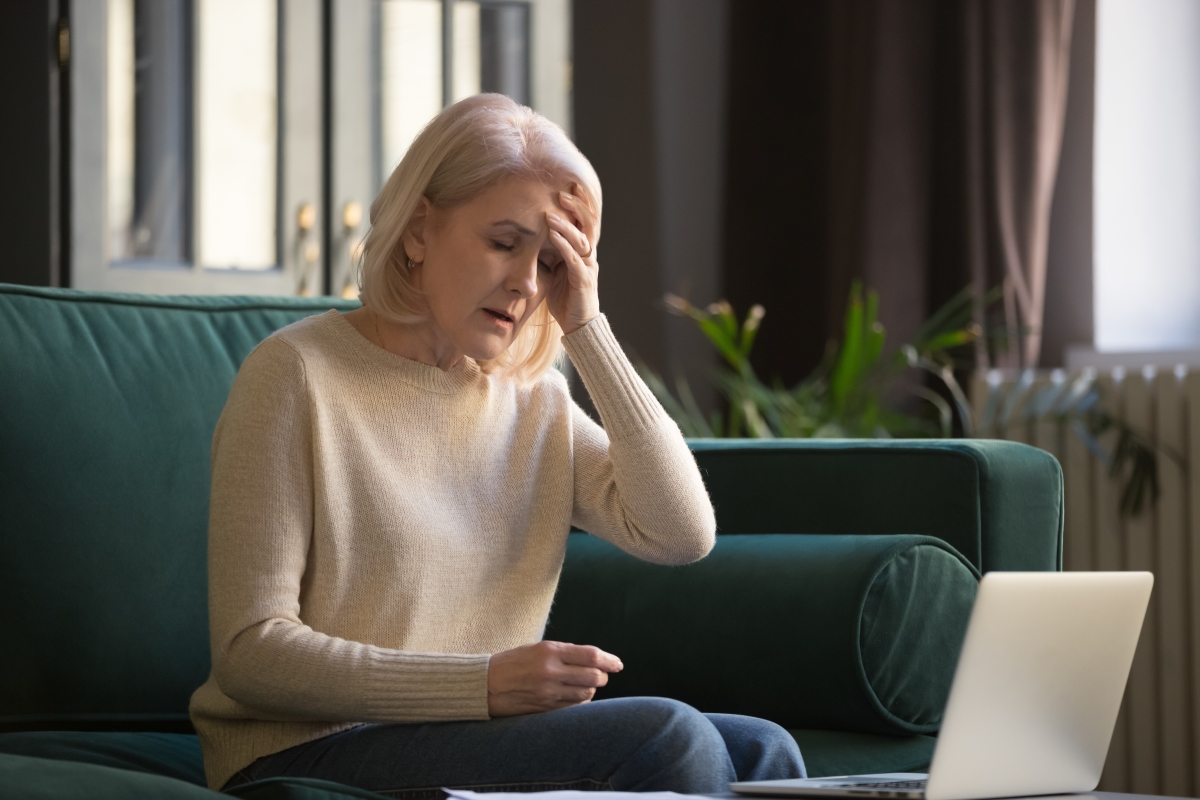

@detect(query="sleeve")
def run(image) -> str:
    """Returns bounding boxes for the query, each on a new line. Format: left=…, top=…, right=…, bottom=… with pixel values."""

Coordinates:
left=563, top=315, right=717, bottom=565
left=205, top=336, right=490, bottom=724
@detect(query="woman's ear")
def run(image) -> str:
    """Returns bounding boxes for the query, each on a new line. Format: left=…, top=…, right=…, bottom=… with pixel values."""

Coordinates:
left=401, top=197, right=432, bottom=264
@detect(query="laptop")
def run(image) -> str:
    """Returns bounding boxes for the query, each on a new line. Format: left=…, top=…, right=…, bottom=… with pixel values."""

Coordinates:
left=730, top=571, right=1153, bottom=800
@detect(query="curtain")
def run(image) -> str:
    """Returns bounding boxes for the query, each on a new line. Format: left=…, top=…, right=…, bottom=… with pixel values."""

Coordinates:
left=723, top=0, right=1078, bottom=379
left=821, top=0, right=1079, bottom=368
left=969, top=0, right=1076, bottom=368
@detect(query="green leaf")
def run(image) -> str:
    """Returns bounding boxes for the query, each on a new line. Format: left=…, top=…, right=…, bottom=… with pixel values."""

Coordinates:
left=920, top=329, right=976, bottom=354
left=637, top=364, right=708, bottom=437
left=911, top=285, right=979, bottom=347
left=913, top=386, right=953, bottom=438
left=861, top=289, right=885, bottom=372
left=863, top=321, right=885, bottom=371
left=830, top=282, right=865, bottom=411
left=674, top=374, right=715, bottom=438
left=739, top=305, right=765, bottom=358
left=696, top=317, right=743, bottom=370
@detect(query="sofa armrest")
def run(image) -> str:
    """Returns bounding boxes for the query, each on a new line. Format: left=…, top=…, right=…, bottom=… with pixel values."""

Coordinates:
left=686, top=439, right=1063, bottom=573
left=548, top=532, right=980, bottom=735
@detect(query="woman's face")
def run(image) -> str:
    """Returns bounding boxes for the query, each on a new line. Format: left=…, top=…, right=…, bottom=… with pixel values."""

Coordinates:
left=404, top=177, right=570, bottom=362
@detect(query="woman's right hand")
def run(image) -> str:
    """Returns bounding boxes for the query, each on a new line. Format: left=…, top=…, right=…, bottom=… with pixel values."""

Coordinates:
left=487, top=640, right=623, bottom=717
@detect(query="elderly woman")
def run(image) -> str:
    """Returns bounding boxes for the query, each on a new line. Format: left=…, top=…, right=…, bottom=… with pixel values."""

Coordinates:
left=190, top=94, right=805, bottom=795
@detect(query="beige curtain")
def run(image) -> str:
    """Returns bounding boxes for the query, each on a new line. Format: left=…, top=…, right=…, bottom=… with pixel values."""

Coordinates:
left=969, top=0, right=1076, bottom=369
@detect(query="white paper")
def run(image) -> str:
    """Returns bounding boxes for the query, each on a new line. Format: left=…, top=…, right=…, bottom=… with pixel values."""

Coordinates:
left=445, top=790, right=718, bottom=800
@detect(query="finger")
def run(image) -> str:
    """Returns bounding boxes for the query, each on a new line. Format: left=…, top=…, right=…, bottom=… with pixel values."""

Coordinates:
left=557, top=191, right=596, bottom=241
left=552, top=686, right=596, bottom=705
left=556, top=665, right=610, bottom=688
left=548, top=230, right=589, bottom=285
left=530, top=683, right=594, bottom=711
left=546, top=212, right=589, bottom=258
left=548, top=692, right=595, bottom=712
left=558, top=643, right=623, bottom=672
left=558, top=191, right=599, bottom=247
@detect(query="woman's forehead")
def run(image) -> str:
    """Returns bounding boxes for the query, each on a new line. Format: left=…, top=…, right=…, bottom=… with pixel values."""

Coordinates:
left=461, top=176, right=571, bottom=225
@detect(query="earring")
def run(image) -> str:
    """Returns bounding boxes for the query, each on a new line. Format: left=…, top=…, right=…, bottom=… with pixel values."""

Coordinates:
left=406, top=257, right=416, bottom=271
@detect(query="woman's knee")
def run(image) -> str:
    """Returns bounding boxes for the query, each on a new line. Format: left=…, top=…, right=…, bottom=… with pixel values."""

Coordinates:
left=602, top=697, right=733, bottom=792
left=610, top=697, right=723, bottom=747
left=705, top=713, right=806, bottom=781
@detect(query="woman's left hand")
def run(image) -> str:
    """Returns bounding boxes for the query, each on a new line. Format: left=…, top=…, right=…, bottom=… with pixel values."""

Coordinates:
left=545, top=187, right=600, bottom=335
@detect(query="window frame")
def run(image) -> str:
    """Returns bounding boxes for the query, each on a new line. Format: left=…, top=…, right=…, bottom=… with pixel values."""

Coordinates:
left=69, top=0, right=570, bottom=297
left=329, top=0, right=571, bottom=299
left=70, top=0, right=324, bottom=296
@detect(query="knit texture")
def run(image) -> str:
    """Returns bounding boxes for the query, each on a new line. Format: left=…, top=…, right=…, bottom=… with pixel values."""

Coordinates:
left=188, top=311, right=717, bottom=789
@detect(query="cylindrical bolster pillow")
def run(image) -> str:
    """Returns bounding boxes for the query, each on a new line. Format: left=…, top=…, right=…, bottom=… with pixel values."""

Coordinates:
left=545, top=533, right=980, bottom=736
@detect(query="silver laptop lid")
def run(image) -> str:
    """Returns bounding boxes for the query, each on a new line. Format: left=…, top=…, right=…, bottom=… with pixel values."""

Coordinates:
left=925, top=571, right=1152, bottom=800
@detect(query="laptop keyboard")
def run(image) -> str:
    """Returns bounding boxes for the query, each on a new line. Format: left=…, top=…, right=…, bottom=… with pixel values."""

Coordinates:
left=828, top=780, right=927, bottom=791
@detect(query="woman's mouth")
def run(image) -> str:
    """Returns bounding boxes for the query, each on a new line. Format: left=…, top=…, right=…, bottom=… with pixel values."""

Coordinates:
left=483, top=308, right=515, bottom=328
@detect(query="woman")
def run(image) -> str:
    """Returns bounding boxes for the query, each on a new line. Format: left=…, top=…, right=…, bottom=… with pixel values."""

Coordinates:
left=190, top=94, right=805, bottom=795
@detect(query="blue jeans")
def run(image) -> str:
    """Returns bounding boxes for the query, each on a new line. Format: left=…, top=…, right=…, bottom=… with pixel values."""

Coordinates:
left=223, top=697, right=806, bottom=797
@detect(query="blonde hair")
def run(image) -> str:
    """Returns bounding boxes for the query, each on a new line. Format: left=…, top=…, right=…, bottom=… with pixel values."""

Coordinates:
left=358, top=94, right=602, bottom=385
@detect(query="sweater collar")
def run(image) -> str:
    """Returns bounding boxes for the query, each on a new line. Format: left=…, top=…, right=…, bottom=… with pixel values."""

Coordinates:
left=325, top=310, right=483, bottom=394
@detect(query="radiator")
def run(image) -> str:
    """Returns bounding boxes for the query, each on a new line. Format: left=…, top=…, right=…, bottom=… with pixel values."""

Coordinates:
left=971, top=368, right=1200, bottom=797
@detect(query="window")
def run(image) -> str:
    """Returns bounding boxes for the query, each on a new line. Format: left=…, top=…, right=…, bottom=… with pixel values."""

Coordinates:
left=75, top=0, right=302, bottom=295
left=1094, top=0, right=1200, bottom=353
left=330, top=0, right=570, bottom=298
left=71, top=0, right=570, bottom=297
left=376, top=0, right=534, bottom=182
left=106, top=0, right=193, bottom=267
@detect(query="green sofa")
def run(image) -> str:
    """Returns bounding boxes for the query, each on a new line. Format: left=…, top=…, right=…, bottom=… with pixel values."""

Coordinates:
left=0, top=284, right=1064, bottom=798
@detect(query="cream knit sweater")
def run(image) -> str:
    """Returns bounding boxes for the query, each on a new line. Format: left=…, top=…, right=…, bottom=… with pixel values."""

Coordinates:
left=188, top=310, right=717, bottom=790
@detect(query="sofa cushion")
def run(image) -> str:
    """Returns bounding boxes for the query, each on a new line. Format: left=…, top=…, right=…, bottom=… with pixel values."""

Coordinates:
left=0, top=731, right=206, bottom=785
left=0, top=285, right=357, bottom=728
left=0, top=750, right=385, bottom=799
left=788, top=729, right=936, bottom=778
left=0, top=752, right=218, bottom=799
left=545, top=533, right=979, bottom=736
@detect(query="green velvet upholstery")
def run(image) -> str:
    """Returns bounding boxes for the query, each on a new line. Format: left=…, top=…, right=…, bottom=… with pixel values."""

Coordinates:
left=0, top=285, right=357, bottom=729
left=0, top=752, right=388, bottom=799
left=0, top=731, right=205, bottom=785
left=686, top=439, right=1063, bottom=573
left=0, top=283, right=1064, bottom=796
left=0, top=752, right=219, bottom=799
left=546, top=534, right=979, bottom=736
left=788, top=730, right=937, bottom=778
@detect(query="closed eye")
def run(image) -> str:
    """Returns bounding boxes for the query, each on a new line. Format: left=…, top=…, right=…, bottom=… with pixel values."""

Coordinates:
left=490, top=240, right=515, bottom=252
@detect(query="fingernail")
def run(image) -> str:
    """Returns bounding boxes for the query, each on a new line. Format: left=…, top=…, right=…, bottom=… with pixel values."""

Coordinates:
left=547, top=212, right=561, bottom=222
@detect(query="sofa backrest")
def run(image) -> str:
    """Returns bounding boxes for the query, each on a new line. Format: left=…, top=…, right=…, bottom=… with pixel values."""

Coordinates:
left=0, top=284, right=1061, bottom=731
left=0, top=285, right=357, bottom=731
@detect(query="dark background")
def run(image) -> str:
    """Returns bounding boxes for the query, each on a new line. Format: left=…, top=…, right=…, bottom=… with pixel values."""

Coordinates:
left=0, top=0, right=1094, bottom=393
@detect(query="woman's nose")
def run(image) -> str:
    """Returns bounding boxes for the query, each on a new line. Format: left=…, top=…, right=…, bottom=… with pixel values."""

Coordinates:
left=507, top=256, right=539, bottom=298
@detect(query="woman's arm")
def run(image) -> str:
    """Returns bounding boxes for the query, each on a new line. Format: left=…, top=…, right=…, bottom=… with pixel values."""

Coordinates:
left=206, top=336, right=490, bottom=723
left=542, top=189, right=716, bottom=565
left=564, top=316, right=717, bottom=565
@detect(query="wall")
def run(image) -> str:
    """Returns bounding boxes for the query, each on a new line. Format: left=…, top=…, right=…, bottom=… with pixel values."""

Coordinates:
left=722, top=1, right=833, bottom=387
left=572, top=0, right=728, bottom=411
